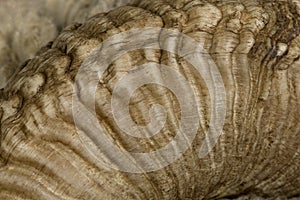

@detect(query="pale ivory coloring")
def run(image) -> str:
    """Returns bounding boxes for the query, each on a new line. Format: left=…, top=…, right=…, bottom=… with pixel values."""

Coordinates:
left=0, top=0, right=131, bottom=88
left=0, top=0, right=300, bottom=199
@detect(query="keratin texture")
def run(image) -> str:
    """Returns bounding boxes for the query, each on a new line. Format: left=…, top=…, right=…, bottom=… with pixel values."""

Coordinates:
left=0, top=0, right=131, bottom=88
left=0, top=0, right=300, bottom=199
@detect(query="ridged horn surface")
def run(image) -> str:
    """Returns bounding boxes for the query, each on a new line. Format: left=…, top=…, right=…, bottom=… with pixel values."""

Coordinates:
left=0, top=0, right=300, bottom=199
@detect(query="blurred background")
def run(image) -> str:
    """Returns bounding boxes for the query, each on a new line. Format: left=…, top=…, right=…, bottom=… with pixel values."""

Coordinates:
left=0, top=0, right=131, bottom=88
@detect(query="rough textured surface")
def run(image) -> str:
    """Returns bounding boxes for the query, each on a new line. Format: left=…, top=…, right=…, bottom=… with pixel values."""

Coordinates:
left=0, top=0, right=131, bottom=88
left=0, top=0, right=300, bottom=199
